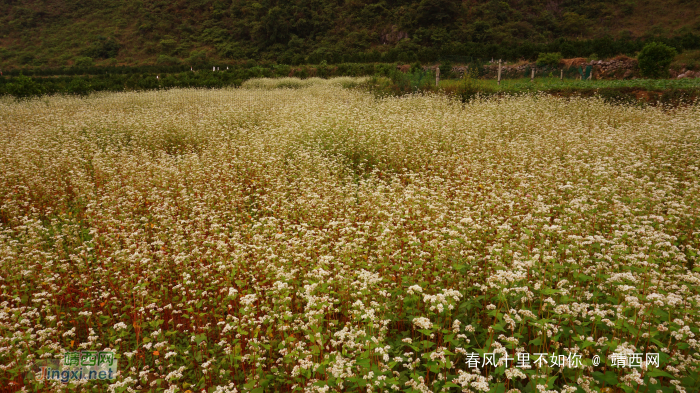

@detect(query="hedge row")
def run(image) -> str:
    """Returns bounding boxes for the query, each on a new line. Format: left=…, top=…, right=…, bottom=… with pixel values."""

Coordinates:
left=0, top=64, right=400, bottom=99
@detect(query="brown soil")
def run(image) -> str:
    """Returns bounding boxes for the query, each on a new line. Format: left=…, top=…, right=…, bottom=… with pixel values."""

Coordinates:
left=561, top=58, right=589, bottom=69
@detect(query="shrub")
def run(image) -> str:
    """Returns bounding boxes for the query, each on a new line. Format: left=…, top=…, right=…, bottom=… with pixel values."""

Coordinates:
left=159, top=39, right=178, bottom=55
left=186, top=50, right=208, bottom=67
left=410, top=62, right=423, bottom=73
left=638, top=42, right=677, bottom=78
left=74, top=56, right=95, bottom=68
left=156, top=55, right=181, bottom=66
left=66, top=78, right=93, bottom=97
left=82, top=36, right=120, bottom=59
left=6, top=74, right=43, bottom=99
left=439, top=61, right=453, bottom=78
left=536, top=52, right=563, bottom=68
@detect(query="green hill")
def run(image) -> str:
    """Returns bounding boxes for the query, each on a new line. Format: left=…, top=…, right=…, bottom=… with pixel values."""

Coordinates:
left=1, top=0, right=700, bottom=69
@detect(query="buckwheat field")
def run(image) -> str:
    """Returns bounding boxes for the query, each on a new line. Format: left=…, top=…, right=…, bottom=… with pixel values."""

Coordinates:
left=1, top=79, right=699, bottom=393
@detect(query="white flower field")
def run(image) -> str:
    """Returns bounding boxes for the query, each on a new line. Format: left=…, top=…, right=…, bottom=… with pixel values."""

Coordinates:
left=1, top=80, right=699, bottom=392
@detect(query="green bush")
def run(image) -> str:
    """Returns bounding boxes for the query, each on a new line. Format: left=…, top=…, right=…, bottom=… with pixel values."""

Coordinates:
left=66, top=78, right=93, bottom=97
left=6, top=74, right=43, bottom=99
left=186, top=50, right=208, bottom=67
left=410, top=62, right=423, bottom=74
left=82, top=36, right=120, bottom=59
left=74, top=56, right=95, bottom=68
left=156, top=55, right=181, bottom=66
left=536, top=52, right=563, bottom=68
left=439, top=61, right=453, bottom=79
left=638, top=42, right=677, bottom=78
left=159, top=39, right=178, bottom=55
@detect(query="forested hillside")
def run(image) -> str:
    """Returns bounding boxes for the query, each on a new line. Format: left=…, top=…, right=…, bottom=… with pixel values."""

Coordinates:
left=1, top=0, right=699, bottom=68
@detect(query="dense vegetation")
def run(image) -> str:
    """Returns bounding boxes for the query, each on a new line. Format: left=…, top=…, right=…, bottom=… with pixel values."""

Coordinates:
left=4, top=65, right=700, bottom=107
left=0, top=64, right=391, bottom=98
left=2, top=81, right=699, bottom=392
left=637, top=43, right=678, bottom=78
left=2, top=0, right=700, bottom=69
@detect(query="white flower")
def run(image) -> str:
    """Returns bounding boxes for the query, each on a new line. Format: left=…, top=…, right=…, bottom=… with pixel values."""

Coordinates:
left=407, top=285, right=423, bottom=295
left=413, top=317, right=432, bottom=330
left=240, top=294, right=257, bottom=306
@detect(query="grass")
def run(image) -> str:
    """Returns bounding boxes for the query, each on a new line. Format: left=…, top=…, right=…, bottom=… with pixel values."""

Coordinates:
left=672, top=50, right=700, bottom=70
left=0, top=82, right=699, bottom=393
left=439, top=77, right=700, bottom=93
left=242, top=77, right=371, bottom=90
left=366, top=73, right=700, bottom=106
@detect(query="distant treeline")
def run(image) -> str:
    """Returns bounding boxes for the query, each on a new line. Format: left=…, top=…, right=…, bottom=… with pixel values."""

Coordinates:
left=1, top=63, right=386, bottom=78
left=4, top=34, right=700, bottom=77
left=0, top=64, right=397, bottom=98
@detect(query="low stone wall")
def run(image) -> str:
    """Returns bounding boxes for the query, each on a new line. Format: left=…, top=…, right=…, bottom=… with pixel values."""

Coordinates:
left=672, top=69, right=699, bottom=79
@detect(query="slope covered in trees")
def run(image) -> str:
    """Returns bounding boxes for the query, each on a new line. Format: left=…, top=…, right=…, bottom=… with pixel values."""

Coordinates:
left=1, top=0, right=699, bottom=68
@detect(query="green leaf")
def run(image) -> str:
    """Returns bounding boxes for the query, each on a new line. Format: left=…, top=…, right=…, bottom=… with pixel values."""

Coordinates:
left=592, top=371, right=618, bottom=386
left=356, top=358, right=370, bottom=369
left=619, top=384, right=636, bottom=393
left=489, top=383, right=505, bottom=393
left=541, top=287, right=560, bottom=295
left=680, top=376, right=695, bottom=387
left=579, top=341, right=595, bottom=349
left=646, top=369, right=675, bottom=379
left=427, top=362, right=440, bottom=373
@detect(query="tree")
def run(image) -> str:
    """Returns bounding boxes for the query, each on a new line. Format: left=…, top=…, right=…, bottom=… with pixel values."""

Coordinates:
left=561, top=12, right=590, bottom=37
left=637, top=42, right=677, bottom=78
left=417, top=0, right=458, bottom=26
left=471, top=21, right=492, bottom=44
left=83, top=36, right=120, bottom=59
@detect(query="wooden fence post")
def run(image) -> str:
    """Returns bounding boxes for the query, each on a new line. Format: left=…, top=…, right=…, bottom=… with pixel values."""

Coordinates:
left=560, top=69, right=563, bottom=81
left=498, top=59, right=502, bottom=86
left=531, top=67, right=535, bottom=82
left=436, top=66, right=440, bottom=87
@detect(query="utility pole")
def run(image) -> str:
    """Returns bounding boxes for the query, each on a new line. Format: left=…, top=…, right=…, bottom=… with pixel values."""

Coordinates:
left=497, top=59, right=502, bottom=86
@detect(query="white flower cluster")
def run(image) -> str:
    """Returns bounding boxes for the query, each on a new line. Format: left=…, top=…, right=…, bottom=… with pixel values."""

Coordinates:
left=412, top=317, right=432, bottom=330
left=239, top=294, right=257, bottom=306
left=422, top=288, right=462, bottom=313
